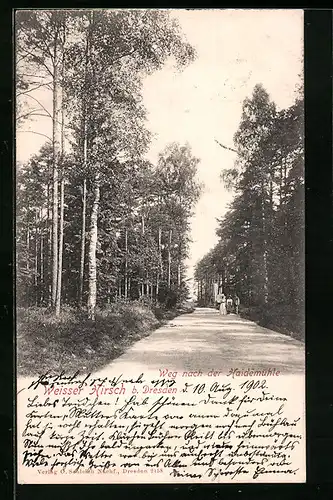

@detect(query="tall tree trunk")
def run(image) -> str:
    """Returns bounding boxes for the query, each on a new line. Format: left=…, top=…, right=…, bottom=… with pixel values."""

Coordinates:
left=177, top=239, right=181, bottom=288
left=279, top=159, right=283, bottom=207
left=269, top=174, right=273, bottom=209
left=156, top=226, right=162, bottom=300
left=177, top=262, right=181, bottom=288
left=168, top=229, right=172, bottom=288
left=40, top=214, right=44, bottom=305
left=87, top=173, right=100, bottom=320
left=35, top=209, right=38, bottom=305
left=55, top=83, right=66, bottom=316
left=283, top=160, right=287, bottom=204
left=124, top=227, right=128, bottom=299
left=141, top=214, right=145, bottom=235
left=145, top=272, right=149, bottom=296
left=261, top=181, right=269, bottom=304
left=26, top=224, right=30, bottom=273
left=141, top=214, right=145, bottom=297
left=55, top=175, right=64, bottom=315
left=46, top=173, right=52, bottom=306
left=79, top=23, right=90, bottom=307
left=79, top=178, right=87, bottom=305
left=51, top=32, right=61, bottom=308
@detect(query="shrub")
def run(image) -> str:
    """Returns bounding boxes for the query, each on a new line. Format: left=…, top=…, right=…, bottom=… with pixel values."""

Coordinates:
left=17, top=302, right=159, bottom=376
left=240, top=303, right=304, bottom=341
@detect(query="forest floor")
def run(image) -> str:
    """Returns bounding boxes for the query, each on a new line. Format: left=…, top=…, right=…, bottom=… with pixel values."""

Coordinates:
left=16, top=302, right=194, bottom=377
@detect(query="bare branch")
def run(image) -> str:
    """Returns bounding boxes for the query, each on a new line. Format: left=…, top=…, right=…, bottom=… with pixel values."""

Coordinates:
left=19, top=46, right=54, bottom=77
left=110, top=47, right=138, bottom=65
left=16, top=81, right=53, bottom=96
left=16, top=108, right=46, bottom=120
left=17, top=73, right=48, bottom=79
left=25, top=113, right=51, bottom=118
left=23, top=94, right=52, bottom=118
left=16, top=53, right=31, bottom=64
left=215, top=139, right=237, bottom=154
left=17, top=130, right=52, bottom=141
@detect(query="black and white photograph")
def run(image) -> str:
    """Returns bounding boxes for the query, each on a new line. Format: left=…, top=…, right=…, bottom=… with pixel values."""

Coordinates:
left=15, top=9, right=305, bottom=484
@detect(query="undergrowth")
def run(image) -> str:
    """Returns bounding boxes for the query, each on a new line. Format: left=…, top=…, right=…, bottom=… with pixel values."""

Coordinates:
left=240, top=304, right=304, bottom=342
left=17, top=301, right=194, bottom=376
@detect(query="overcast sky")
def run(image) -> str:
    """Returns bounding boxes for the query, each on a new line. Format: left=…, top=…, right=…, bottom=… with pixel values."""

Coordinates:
left=143, top=9, right=303, bottom=281
left=16, top=9, right=303, bottom=282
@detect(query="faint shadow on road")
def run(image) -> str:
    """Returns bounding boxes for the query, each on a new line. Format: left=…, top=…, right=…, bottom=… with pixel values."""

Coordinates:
left=98, top=307, right=305, bottom=377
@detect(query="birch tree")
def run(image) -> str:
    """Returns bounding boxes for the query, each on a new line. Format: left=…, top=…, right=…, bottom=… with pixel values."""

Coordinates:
left=16, top=10, right=199, bottom=317
left=66, top=10, right=196, bottom=319
left=16, top=11, right=70, bottom=312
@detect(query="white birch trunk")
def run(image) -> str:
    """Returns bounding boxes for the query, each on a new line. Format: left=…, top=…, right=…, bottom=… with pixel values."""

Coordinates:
left=51, top=33, right=62, bottom=308
left=55, top=82, right=65, bottom=316
left=79, top=177, right=87, bottom=305
left=55, top=177, right=64, bottom=315
left=79, top=26, right=90, bottom=307
left=156, top=226, right=162, bottom=300
left=168, top=229, right=172, bottom=288
left=87, top=173, right=100, bottom=320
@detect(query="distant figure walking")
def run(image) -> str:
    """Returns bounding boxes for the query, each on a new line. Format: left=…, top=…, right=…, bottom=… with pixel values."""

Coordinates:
left=226, top=295, right=233, bottom=314
left=219, top=294, right=227, bottom=315
left=234, top=294, right=240, bottom=314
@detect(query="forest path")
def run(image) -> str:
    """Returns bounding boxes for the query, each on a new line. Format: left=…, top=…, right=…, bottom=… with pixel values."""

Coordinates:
left=97, top=307, right=305, bottom=377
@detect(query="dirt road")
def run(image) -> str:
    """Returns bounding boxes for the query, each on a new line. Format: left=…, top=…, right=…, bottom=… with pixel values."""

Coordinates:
left=97, top=307, right=305, bottom=377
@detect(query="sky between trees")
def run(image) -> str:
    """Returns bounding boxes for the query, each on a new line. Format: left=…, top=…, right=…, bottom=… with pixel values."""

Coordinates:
left=16, top=9, right=303, bottom=283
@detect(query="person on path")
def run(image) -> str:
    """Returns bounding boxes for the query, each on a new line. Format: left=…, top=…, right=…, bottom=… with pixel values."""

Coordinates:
left=216, top=291, right=222, bottom=310
left=226, top=295, right=233, bottom=314
left=219, top=294, right=227, bottom=315
left=234, top=294, right=240, bottom=314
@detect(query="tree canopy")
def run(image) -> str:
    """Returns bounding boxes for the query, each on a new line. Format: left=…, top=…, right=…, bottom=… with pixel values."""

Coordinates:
left=195, top=83, right=304, bottom=329
left=16, top=9, right=201, bottom=317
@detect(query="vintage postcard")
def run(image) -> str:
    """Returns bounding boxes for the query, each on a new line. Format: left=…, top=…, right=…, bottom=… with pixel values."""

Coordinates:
left=15, top=8, right=305, bottom=484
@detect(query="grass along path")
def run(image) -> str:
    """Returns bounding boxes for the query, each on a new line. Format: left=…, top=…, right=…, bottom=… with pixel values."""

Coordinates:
left=17, top=302, right=194, bottom=377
